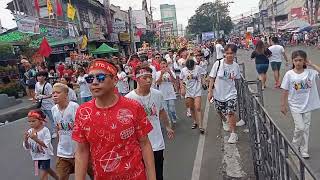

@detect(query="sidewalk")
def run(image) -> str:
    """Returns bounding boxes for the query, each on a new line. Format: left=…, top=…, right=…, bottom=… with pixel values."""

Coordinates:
left=237, top=47, right=320, bottom=177
left=0, top=97, right=36, bottom=124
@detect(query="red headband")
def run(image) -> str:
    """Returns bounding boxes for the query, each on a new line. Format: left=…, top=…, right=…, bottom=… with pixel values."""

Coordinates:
left=89, top=60, right=117, bottom=75
left=28, top=111, right=47, bottom=122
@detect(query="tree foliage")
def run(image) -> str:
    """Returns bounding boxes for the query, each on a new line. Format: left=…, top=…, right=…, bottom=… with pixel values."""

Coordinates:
left=187, top=1, right=233, bottom=35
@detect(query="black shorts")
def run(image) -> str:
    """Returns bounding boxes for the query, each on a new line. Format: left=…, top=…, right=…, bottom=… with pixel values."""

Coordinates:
left=37, top=159, right=51, bottom=170
left=214, top=99, right=237, bottom=115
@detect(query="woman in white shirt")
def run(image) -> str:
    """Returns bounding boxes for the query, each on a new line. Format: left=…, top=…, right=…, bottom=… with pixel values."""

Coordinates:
left=180, top=59, right=207, bottom=134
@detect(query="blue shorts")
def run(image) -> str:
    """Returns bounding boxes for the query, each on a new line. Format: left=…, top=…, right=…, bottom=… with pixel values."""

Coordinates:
left=37, top=159, right=51, bottom=170
left=256, top=64, right=269, bottom=74
left=270, top=62, right=281, bottom=71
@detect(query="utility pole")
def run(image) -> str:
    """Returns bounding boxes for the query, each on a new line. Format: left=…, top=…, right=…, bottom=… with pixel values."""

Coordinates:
left=128, top=7, right=136, bottom=53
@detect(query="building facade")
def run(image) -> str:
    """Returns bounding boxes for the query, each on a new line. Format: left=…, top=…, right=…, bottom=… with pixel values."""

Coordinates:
left=259, top=0, right=306, bottom=32
left=160, top=4, right=178, bottom=36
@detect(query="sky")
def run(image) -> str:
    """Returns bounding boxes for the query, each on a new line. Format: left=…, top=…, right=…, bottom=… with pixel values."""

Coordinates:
left=0, top=0, right=259, bottom=29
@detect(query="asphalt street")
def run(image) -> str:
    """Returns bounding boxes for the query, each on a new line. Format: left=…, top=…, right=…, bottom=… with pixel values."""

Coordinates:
left=236, top=46, right=320, bottom=177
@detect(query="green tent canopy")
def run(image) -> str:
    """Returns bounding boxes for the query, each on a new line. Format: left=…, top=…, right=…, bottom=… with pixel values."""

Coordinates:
left=92, top=43, right=118, bottom=54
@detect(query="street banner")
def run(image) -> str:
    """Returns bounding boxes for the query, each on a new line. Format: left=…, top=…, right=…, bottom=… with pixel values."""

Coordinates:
left=201, top=32, right=215, bottom=42
left=112, top=21, right=126, bottom=33
left=16, top=16, right=40, bottom=34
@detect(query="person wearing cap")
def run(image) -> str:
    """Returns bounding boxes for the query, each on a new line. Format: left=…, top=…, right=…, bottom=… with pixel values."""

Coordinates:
left=126, top=64, right=175, bottom=180
left=72, top=59, right=156, bottom=180
left=23, top=109, right=58, bottom=180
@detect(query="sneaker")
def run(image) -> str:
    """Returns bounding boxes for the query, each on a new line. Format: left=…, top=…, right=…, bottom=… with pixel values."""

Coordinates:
left=52, top=133, right=57, bottom=139
left=222, top=121, right=230, bottom=132
left=236, top=119, right=245, bottom=127
left=301, top=152, right=310, bottom=159
left=228, top=133, right=238, bottom=144
left=187, top=110, right=191, bottom=117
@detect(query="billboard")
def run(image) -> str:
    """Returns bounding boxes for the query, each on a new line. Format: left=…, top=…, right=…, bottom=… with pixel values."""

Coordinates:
left=201, top=32, right=215, bottom=42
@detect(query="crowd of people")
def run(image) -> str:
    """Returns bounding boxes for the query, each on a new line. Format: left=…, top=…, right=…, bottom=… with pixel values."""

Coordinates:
left=20, top=36, right=320, bottom=180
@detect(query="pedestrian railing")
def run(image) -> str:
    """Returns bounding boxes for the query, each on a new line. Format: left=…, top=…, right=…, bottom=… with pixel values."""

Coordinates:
left=237, top=63, right=318, bottom=180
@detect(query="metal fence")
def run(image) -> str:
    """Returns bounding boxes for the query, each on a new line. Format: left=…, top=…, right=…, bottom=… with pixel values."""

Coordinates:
left=237, top=63, right=318, bottom=180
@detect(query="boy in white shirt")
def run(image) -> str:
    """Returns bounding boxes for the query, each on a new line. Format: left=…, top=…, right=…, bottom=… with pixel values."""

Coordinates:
left=52, top=83, right=93, bottom=179
left=156, top=59, right=178, bottom=124
left=208, top=44, right=241, bottom=143
left=126, top=64, right=174, bottom=180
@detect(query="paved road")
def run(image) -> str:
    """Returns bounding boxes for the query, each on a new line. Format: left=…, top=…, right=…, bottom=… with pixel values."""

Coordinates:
left=0, top=71, right=254, bottom=179
left=236, top=46, right=320, bottom=177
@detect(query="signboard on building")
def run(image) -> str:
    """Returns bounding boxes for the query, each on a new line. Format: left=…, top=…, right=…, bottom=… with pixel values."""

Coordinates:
left=247, top=27, right=254, bottom=33
left=16, top=16, right=40, bottom=34
left=112, top=21, right=126, bottom=33
left=291, top=7, right=308, bottom=20
left=119, top=32, right=130, bottom=42
left=88, top=24, right=105, bottom=41
left=44, top=26, right=69, bottom=39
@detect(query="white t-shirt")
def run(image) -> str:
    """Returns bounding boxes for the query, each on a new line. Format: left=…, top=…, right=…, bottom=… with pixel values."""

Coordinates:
left=281, top=69, right=320, bottom=113
left=156, top=70, right=177, bottom=100
left=116, top=71, right=130, bottom=94
left=23, top=127, right=54, bottom=160
left=149, top=65, right=157, bottom=89
left=215, top=44, right=224, bottom=60
left=199, top=60, right=209, bottom=73
left=209, top=60, right=241, bottom=102
left=68, top=87, right=77, bottom=102
left=35, top=82, right=54, bottom=110
left=179, top=65, right=206, bottom=98
left=178, top=58, right=187, bottom=68
left=125, top=89, right=165, bottom=151
left=51, top=101, right=79, bottom=158
left=268, top=45, right=285, bottom=63
left=77, top=75, right=92, bottom=98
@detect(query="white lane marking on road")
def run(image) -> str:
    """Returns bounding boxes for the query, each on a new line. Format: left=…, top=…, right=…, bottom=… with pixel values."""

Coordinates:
left=223, top=136, right=246, bottom=178
left=191, top=99, right=210, bottom=180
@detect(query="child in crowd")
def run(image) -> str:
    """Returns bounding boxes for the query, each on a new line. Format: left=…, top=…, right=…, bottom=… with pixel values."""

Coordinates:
left=23, top=110, right=58, bottom=180
left=116, top=64, right=130, bottom=96
left=281, top=50, right=320, bottom=159
left=208, top=44, right=241, bottom=143
left=156, top=59, right=178, bottom=124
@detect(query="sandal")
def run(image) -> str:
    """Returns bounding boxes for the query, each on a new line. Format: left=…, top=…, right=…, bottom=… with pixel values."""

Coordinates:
left=199, top=128, right=205, bottom=134
left=191, top=123, right=198, bottom=129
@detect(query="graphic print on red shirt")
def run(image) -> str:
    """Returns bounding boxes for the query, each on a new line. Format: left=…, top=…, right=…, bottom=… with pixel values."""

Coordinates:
left=72, top=96, right=153, bottom=180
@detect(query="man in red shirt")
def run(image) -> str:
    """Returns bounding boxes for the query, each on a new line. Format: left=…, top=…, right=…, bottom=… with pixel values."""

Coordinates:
left=72, top=58, right=156, bottom=180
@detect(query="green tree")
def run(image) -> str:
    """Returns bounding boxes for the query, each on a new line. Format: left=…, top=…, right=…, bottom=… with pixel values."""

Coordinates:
left=186, top=1, right=233, bottom=35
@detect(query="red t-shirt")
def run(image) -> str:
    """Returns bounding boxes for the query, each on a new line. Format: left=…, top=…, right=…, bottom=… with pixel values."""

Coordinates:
left=57, top=64, right=65, bottom=77
left=72, top=96, right=153, bottom=180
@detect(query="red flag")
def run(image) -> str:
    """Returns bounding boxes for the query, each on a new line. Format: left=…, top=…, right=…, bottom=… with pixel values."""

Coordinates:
left=38, top=38, right=52, bottom=58
left=136, top=29, right=143, bottom=37
left=56, top=0, right=63, bottom=17
left=34, top=0, right=40, bottom=15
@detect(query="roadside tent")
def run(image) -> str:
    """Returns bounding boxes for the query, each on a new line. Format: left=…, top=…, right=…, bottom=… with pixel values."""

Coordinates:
left=92, top=43, right=118, bottom=55
left=279, top=19, right=310, bottom=30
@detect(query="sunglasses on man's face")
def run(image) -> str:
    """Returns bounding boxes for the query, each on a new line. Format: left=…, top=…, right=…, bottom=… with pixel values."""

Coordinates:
left=85, top=73, right=113, bottom=83
left=155, top=56, right=161, bottom=59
